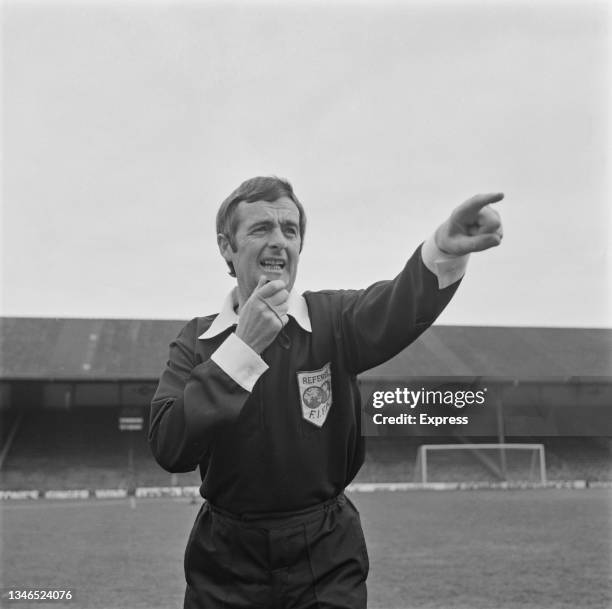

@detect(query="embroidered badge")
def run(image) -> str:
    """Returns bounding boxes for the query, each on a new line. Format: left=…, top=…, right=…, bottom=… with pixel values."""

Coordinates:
left=296, top=362, right=333, bottom=428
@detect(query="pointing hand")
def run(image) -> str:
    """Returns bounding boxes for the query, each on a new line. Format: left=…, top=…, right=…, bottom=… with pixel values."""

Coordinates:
left=434, top=193, right=504, bottom=256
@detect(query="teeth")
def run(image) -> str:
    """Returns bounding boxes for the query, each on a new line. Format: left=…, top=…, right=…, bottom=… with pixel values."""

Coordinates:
left=261, top=259, right=285, bottom=270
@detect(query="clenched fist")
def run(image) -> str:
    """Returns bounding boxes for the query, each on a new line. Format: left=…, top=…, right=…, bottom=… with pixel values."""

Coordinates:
left=235, top=276, right=290, bottom=354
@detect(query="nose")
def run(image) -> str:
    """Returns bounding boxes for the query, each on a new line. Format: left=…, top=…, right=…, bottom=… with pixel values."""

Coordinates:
left=268, top=226, right=288, bottom=249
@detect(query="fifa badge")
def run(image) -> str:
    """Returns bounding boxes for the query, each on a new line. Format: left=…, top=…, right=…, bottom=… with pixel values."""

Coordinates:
left=296, top=362, right=333, bottom=428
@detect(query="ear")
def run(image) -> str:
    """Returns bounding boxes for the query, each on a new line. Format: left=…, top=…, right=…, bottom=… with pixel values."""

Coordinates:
left=217, top=233, right=233, bottom=262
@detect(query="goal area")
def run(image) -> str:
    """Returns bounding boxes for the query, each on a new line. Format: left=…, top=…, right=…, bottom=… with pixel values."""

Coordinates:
left=414, top=443, right=547, bottom=484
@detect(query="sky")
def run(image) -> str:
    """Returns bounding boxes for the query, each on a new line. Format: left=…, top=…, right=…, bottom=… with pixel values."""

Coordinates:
left=2, top=0, right=610, bottom=327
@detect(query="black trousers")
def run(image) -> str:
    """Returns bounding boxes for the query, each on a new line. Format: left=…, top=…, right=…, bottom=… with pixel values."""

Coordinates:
left=183, top=494, right=369, bottom=609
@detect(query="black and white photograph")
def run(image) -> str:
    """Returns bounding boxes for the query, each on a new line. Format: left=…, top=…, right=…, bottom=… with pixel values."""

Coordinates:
left=1, top=1, right=610, bottom=608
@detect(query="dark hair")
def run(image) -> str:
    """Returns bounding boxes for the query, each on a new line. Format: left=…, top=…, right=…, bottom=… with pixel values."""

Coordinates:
left=216, top=176, right=306, bottom=277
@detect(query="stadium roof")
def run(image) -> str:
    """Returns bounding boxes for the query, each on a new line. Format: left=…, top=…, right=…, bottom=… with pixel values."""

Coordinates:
left=364, top=325, right=612, bottom=383
left=0, top=317, right=610, bottom=382
left=0, top=317, right=185, bottom=381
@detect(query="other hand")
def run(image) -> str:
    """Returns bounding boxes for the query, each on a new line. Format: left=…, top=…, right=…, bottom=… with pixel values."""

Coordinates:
left=235, top=276, right=290, bottom=353
left=434, top=193, right=504, bottom=256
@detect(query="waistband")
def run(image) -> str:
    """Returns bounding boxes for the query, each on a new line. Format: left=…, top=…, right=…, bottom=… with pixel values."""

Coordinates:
left=206, top=494, right=346, bottom=529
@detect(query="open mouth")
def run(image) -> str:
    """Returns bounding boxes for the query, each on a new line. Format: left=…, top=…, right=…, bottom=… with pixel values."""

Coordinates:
left=260, top=258, right=286, bottom=272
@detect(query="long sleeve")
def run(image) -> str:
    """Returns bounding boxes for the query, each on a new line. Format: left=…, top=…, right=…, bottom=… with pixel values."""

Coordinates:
left=149, top=319, right=259, bottom=473
left=339, top=244, right=461, bottom=375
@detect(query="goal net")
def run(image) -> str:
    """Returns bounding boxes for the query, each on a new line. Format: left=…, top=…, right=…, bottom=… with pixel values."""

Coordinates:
left=414, top=443, right=547, bottom=484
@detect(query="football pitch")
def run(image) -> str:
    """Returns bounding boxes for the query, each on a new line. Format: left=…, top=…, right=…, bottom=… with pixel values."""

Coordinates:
left=2, top=489, right=610, bottom=609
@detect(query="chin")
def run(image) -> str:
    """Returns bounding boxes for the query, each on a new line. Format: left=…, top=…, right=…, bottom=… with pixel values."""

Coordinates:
left=284, top=275, right=296, bottom=291
left=258, top=270, right=280, bottom=283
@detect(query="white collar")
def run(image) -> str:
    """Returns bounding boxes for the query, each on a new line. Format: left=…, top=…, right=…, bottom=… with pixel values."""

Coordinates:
left=198, top=287, right=312, bottom=339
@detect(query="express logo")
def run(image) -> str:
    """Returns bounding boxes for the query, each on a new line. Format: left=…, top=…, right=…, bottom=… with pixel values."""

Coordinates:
left=296, top=363, right=332, bottom=427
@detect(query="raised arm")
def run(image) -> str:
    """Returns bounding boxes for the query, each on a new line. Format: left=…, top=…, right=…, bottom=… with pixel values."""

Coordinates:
left=338, top=244, right=460, bottom=374
left=339, top=192, right=504, bottom=374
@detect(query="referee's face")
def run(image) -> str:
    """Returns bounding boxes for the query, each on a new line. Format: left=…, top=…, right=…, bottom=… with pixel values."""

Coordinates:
left=219, top=197, right=301, bottom=304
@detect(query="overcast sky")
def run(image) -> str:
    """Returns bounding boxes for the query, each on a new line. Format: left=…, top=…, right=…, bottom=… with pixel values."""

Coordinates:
left=2, top=0, right=610, bottom=327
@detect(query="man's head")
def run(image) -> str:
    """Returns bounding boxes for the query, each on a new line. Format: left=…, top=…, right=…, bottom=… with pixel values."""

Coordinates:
left=216, top=176, right=306, bottom=303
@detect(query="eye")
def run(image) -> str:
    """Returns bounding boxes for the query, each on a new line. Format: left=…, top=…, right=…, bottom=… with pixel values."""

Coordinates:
left=284, top=226, right=299, bottom=238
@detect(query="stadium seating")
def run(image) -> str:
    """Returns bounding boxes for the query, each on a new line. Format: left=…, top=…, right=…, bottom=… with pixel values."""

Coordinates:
left=1, top=409, right=610, bottom=490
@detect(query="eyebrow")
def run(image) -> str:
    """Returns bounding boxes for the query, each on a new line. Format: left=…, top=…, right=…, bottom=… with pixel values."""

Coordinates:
left=248, top=220, right=273, bottom=231
left=248, top=219, right=299, bottom=231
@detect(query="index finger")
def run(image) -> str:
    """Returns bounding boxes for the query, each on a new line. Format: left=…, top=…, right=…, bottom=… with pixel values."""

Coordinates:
left=457, top=192, right=504, bottom=215
left=256, top=277, right=287, bottom=297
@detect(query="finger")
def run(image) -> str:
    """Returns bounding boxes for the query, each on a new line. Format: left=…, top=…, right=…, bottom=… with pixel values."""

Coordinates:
left=266, top=289, right=290, bottom=307
left=255, top=276, right=269, bottom=290
left=479, top=203, right=502, bottom=223
left=456, top=192, right=504, bottom=217
left=483, top=215, right=502, bottom=232
left=280, top=314, right=289, bottom=328
left=468, top=233, right=503, bottom=252
left=275, top=302, right=289, bottom=317
left=468, top=212, right=502, bottom=235
left=259, top=298, right=288, bottom=327
left=256, top=278, right=287, bottom=298
left=262, top=300, right=289, bottom=319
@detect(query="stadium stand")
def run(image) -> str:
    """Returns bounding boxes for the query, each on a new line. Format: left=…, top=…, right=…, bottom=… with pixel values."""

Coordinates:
left=0, top=318, right=610, bottom=492
left=1, top=408, right=200, bottom=490
left=1, top=423, right=610, bottom=490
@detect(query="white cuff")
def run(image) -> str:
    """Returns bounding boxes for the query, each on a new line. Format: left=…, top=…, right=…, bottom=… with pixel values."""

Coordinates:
left=421, top=236, right=470, bottom=289
left=210, top=333, right=269, bottom=392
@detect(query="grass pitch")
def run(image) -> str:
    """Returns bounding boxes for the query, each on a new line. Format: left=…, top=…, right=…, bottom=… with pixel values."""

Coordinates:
left=2, top=489, right=610, bottom=609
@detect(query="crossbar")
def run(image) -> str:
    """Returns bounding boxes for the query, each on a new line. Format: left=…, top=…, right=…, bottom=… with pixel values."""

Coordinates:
left=416, top=443, right=546, bottom=485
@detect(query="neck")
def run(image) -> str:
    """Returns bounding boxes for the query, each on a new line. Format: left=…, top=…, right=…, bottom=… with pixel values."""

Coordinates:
left=233, top=286, right=247, bottom=314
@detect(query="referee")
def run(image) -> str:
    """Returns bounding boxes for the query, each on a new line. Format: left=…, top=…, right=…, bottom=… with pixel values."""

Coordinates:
left=149, top=176, right=503, bottom=608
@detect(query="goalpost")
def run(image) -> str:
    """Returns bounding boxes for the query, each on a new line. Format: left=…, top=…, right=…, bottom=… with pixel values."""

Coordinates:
left=414, top=443, right=547, bottom=484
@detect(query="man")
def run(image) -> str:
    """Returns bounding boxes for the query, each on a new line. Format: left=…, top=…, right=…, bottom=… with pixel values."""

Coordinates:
left=149, top=176, right=503, bottom=608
